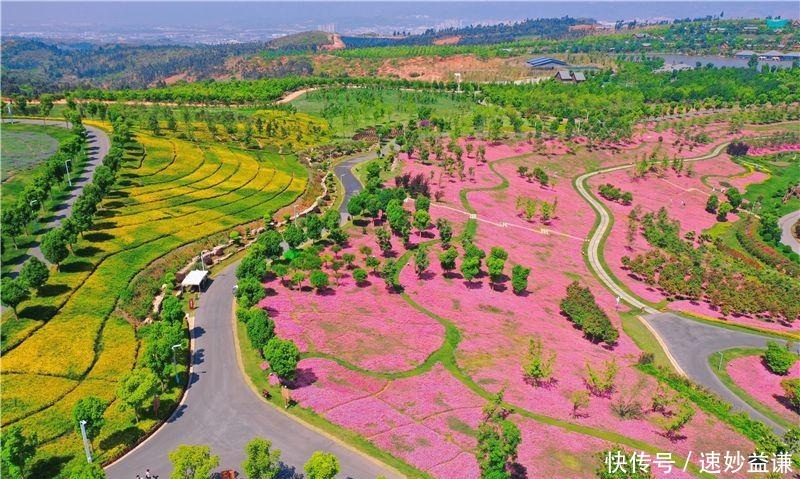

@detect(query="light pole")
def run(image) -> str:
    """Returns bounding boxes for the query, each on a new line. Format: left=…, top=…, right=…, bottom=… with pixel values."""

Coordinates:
left=79, top=420, right=92, bottom=463
left=65, top=159, right=73, bottom=187
left=171, top=343, right=183, bottom=385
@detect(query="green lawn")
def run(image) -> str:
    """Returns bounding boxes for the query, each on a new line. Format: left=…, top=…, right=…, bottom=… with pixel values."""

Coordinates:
left=1, top=122, right=74, bottom=204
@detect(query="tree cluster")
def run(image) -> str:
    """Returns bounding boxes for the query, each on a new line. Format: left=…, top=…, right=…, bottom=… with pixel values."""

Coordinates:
left=559, top=281, right=619, bottom=346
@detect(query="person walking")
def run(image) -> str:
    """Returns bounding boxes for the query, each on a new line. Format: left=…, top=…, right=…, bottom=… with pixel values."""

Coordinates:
left=145, top=470, right=152, bottom=479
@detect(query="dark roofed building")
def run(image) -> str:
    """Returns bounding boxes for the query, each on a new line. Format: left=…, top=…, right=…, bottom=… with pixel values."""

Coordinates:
left=555, top=70, right=586, bottom=83
left=526, top=57, right=568, bottom=69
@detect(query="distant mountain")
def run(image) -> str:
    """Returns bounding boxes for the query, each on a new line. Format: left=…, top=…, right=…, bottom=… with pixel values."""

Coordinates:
left=0, top=31, right=336, bottom=94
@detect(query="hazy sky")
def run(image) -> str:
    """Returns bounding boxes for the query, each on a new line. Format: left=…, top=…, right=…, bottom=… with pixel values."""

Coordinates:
left=2, top=1, right=797, bottom=41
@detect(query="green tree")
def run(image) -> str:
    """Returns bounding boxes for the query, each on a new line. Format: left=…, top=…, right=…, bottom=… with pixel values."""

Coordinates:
left=116, top=368, right=159, bottom=422
left=309, top=269, right=330, bottom=292
left=40, top=227, right=69, bottom=270
left=236, top=276, right=266, bottom=308
left=304, top=215, right=324, bottom=241
left=780, top=378, right=800, bottom=411
left=439, top=247, right=458, bottom=273
left=436, top=218, right=453, bottom=247
left=570, top=390, right=590, bottom=418
left=258, top=229, right=284, bottom=258
left=414, top=246, right=430, bottom=277
left=413, top=209, right=430, bottom=235
left=265, top=337, right=300, bottom=381
left=584, top=358, right=618, bottom=397
left=352, top=268, right=368, bottom=285
left=69, top=462, right=106, bottom=479
left=304, top=451, right=340, bottom=479
left=415, top=195, right=430, bottom=212
left=716, top=202, right=732, bottom=221
left=522, top=336, right=556, bottom=387
left=460, top=257, right=481, bottom=283
left=705, top=194, right=719, bottom=213
left=476, top=395, right=521, bottom=479
left=247, top=308, right=275, bottom=354
left=72, top=396, right=108, bottom=439
left=143, top=319, right=187, bottom=387
left=0, top=426, right=37, bottom=479
left=1, top=278, right=29, bottom=318
left=365, top=256, right=381, bottom=272
left=763, top=341, right=797, bottom=375
left=511, top=264, right=530, bottom=294
left=169, top=444, right=220, bottom=479
left=375, top=227, right=392, bottom=254
left=237, top=253, right=267, bottom=281
left=160, top=295, right=186, bottom=322
left=725, top=187, right=742, bottom=209
left=243, top=438, right=282, bottom=479
left=381, top=258, right=401, bottom=290
left=283, top=223, right=306, bottom=249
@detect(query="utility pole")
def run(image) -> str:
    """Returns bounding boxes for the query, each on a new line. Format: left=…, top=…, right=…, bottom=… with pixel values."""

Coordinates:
left=172, top=343, right=183, bottom=385
left=79, top=420, right=92, bottom=463
left=65, top=159, right=73, bottom=187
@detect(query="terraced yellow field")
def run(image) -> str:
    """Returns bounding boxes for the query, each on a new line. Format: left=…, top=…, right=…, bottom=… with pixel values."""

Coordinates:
left=1, top=122, right=308, bottom=473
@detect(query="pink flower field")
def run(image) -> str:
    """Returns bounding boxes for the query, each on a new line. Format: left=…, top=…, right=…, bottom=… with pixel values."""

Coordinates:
left=258, top=123, right=785, bottom=478
left=726, top=354, right=800, bottom=423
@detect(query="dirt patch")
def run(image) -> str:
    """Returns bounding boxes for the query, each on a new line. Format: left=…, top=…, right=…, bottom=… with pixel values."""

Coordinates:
left=433, top=36, right=461, bottom=45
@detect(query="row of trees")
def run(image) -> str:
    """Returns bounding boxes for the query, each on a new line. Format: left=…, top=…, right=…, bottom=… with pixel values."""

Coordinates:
left=623, top=207, right=800, bottom=321
left=1, top=114, right=86, bottom=250
left=2, top=116, right=129, bottom=317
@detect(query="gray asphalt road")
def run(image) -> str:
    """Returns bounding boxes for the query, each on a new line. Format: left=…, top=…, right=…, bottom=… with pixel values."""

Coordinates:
left=105, top=263, right=400, bottom=479
left=575, top=140, right=792, bottom=433
left=2, top=119, right=110, bottom=272
left=333, top=143, right=394, bottom=224
left=644, top=313, right=788, bottom=433
left=778, top=209, right=800, bottom=255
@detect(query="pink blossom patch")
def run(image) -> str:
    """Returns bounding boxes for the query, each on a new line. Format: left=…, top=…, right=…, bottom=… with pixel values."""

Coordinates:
left=727, top=354, right=800, bottom=423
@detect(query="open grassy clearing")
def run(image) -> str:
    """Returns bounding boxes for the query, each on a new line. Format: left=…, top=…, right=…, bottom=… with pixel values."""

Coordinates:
left=1, top=119, right=309, bottom=476
left=0, top=122, right=73, bottom=197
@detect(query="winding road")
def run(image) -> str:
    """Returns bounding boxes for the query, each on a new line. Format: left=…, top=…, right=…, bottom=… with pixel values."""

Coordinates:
left=333, top=142, right=394, bottom=223
left=778, top=209, right=800, bottom=255
left=575, top=140, right=790, bottom=433
left=2, top=119, right=110, bottom=273
left=106, top=264, right=400, bottom=479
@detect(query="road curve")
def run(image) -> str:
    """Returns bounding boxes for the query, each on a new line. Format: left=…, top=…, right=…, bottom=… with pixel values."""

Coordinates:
left=333, top=143, right=394, bottom=223
left=777, top=209, right=800, bottom=255
left=2, top=119, right=110, bottom=272
left=575, top=140, right=788, bottom=432
left=106, top=263, right=400, bottom=479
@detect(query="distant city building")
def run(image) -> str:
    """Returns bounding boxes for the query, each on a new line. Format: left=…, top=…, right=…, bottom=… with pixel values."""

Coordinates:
left=734, top=50, right=798, bottom=61
left=653, top=63, right=694, bottom=73
left=526, top=56, right=568, bottom=69
left=734, top=50, right=757, bottom=59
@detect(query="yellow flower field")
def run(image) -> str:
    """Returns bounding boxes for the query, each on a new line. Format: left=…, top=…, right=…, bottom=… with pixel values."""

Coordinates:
left=1, top=118, right=309, bottom=474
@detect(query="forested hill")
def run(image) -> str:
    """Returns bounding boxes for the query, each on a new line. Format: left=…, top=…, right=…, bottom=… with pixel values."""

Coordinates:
left=1, top=31, right=334, bottom=95
left=341, top=16, right=586, bottom=48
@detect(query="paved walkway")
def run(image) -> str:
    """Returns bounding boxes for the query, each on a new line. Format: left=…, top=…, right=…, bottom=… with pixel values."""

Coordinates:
left=644, top=313, right=785, bottom=433
left=575, top=140, right=788, bottom=433
left=2, top=119, right=110, bottom=273
left=777, top=209, right=800, bottom=255
left=106, top=263, right=400, bottom=479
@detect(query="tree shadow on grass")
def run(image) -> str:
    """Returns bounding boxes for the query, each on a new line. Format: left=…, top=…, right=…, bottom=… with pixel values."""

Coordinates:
left=19, top=304, right=58, bottom=321
left=29, top=453, right=73, bottom=479
left=60, top=261, right=93, bottom=273
left=37, top=283, right=71, bottom=297
left=83, top=231, right=114, bottom=243
left=92, top=221, right=117, bottom=230
left=73, top=245, right=103, bottom=257
left=99, top=426, right=142, bottom=451
left=289, top=368, right=318, bottom=389
left=509, top=462, right=528, bottom=479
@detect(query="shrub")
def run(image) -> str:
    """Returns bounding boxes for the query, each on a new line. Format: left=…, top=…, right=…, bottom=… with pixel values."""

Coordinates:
left=781, top=378, right=800, bottom=411
left=584, top=358, right=618, bottom=397
left=763, top=341, right=797, bottom=375
left=246, top=308, right=275, bottom=354
left=511, top=264, right=530, bottom=294
left=560, top=281, right=618, bottom=345
left=352, top=268, right=368, bottom=285
left=522, top=336, right=556, bottom=387
left=598, top=183, right=633, bottom=205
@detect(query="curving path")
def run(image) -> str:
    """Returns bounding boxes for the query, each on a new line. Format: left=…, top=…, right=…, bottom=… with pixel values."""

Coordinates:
left=2, top=119, right=110, bottom=273
left=333, top=142, right=394, bottom=223
left=575, top=140, right=788, bottom=433
left=106, top=263, right=400, bottom=479
left=778, top=209, right=800, bottom=255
